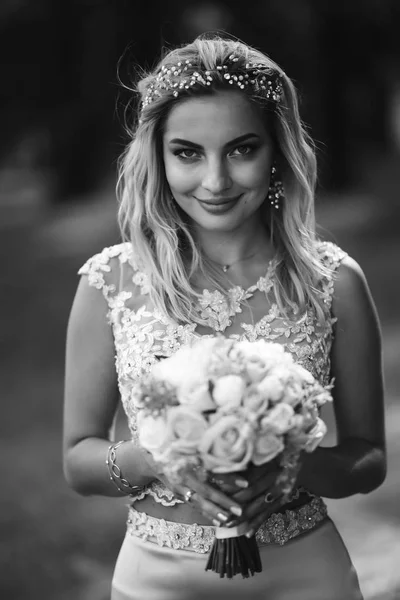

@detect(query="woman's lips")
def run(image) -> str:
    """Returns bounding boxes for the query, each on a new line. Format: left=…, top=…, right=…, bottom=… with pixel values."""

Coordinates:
left=196, top=195, right=241, bottom=214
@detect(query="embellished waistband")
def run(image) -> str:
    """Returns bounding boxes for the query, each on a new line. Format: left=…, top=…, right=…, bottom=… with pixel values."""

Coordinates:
left=126, top=497, right=328, bottom=554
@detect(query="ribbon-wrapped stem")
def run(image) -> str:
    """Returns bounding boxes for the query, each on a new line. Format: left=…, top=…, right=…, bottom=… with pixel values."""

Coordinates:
left=205, top=523, right=262, bottom=579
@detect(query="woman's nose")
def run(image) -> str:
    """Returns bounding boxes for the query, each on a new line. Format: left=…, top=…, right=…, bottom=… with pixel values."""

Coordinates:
left=201, top=158, right=232, bottom=195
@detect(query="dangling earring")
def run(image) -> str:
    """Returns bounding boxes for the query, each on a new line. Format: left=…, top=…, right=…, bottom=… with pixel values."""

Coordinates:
left=267, top=163, right=284, bottom=209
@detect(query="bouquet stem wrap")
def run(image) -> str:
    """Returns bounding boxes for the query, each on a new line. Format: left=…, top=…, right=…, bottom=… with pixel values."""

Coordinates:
left=205, top=530, right=262, bottom=579
left=205, top=451, right=301, bottom=579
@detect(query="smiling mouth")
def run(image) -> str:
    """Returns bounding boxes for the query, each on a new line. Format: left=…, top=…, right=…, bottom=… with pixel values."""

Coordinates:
left=197, top=195, right=241, bottom=206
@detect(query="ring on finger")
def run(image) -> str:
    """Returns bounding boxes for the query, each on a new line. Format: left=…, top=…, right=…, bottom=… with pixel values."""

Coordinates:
left=209, top=475, right=224, bottom=486
left=264, top=492, right=275, bottom=503
left=184, top=489, right=195, bottom=503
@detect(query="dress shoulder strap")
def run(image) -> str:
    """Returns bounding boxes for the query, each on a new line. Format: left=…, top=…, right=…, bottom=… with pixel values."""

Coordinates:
left=317, top=240, right=348, bottom=270
left=316, top=240, right=348, bottom=311
left=78, top=242, right=135, bottom=301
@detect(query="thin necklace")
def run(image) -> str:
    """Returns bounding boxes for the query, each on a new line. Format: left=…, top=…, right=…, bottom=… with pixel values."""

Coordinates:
left=208, top=249, right=265, bottom=273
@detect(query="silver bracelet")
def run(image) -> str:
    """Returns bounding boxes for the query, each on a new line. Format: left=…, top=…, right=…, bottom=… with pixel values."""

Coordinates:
left=106, top=440, right=143, bottom=496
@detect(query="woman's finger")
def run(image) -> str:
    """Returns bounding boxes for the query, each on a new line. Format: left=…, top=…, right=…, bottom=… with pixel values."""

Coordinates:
left=244, top=496, right=285, bottom=537
left=244, top=489, right=283, bottom=522
left=233, top=470, right=280, bottom=503
left=209, top=460, right=280, bottom=495
left=156, top=470, right=242, bottom=524
left=185, top=472, right=244, bottom=518
left=244, top=459, right=281, bottom=484
left=208, top=472, right=249, bottom=495
left=176, top=485, right=232, bottom=525
left=224, top=489, right=283, bottom=528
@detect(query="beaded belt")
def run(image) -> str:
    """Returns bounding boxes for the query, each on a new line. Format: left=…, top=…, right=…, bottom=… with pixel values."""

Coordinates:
left=126, top=497, right=328, bottom=554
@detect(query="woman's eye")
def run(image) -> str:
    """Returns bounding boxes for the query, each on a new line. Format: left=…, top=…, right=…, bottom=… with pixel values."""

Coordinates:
left=231, top=145, right=253, bottom=156
left=174, top=149, right=199, bottom=160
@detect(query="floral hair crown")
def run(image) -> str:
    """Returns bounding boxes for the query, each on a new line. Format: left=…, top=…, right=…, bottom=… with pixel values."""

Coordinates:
left=141, top=53, right=284, bottom=112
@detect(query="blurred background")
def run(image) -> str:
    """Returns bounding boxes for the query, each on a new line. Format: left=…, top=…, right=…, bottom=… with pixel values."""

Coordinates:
left=1, top=1, right=400, bottom=599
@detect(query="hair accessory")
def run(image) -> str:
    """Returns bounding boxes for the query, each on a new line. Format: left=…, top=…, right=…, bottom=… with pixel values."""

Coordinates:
left=106, top=440, right=143, bottom=495
left=267, top=163, right=284, bottom=209
left=141, top=54, right=284, bottom=111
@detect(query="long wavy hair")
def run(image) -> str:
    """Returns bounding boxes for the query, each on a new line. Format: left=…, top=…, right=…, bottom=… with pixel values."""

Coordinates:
left=117, top=34, right=332, bottom=325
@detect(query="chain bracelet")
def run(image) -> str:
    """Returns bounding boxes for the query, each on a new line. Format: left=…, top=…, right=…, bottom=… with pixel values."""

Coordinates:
left=106, top=440, right=143, bottom=496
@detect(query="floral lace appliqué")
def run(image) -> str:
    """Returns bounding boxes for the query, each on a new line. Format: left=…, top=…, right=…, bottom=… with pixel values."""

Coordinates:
left=196, top=286, right=253, bottom=332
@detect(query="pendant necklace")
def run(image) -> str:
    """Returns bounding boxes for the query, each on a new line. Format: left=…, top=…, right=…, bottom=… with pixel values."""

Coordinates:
left=210, top=250, right=264, bottom=273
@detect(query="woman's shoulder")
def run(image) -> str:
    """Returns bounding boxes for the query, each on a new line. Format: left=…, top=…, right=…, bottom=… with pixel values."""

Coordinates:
left=78, top=242, right=135, bottom=279
left=314, top=240, right=373, bottom=322
left=314, top=239, right=348, bottom=271
left=314, top=239, right=365, bottom=285
left=77, top=242, right=149, bottom=298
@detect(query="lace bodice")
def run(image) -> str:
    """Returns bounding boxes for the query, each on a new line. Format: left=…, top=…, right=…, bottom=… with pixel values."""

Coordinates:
left=78, top=240, right=347, bottom=506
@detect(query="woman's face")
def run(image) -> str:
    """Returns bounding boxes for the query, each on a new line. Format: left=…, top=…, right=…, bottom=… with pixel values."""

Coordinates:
left=162, top=90, right=274, bottom=234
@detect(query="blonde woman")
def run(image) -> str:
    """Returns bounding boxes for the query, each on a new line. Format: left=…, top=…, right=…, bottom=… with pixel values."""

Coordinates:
left=63, top=35, right=386, bottom=599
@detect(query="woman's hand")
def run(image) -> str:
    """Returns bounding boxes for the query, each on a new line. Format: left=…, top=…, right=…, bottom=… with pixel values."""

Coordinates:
left=141, top=449, right=244, bottom=526
left=209, top=460, right=286, bottom=534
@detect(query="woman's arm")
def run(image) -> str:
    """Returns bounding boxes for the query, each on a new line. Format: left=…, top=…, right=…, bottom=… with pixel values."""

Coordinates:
left=63, top=276, right=245, bottom=524
left=63, top=276, right=155, bottom=497
left=298, top=256, right=387, bottom=498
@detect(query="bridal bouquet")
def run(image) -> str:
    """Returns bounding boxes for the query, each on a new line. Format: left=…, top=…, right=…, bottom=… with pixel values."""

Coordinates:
left=134, top=337, right=332, bottom=579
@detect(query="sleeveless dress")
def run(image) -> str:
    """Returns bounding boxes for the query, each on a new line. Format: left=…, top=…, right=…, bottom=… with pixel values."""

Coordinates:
left=79, top=240, right=363, bottom=600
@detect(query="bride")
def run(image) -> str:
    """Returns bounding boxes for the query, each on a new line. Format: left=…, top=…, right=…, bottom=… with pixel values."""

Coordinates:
left=63, top=34, right=386, bottom=599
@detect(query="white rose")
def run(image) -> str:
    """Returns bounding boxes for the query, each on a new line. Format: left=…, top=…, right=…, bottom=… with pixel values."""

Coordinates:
left=245, top=359, right=270, bottom=383
left=238, top=340, right=285, bottom=364
left=286, top=414, right=310, bottom=447
left=208, top=339, right=243, bottom=378
left=178, top=381, right=216, bottom=412
left=268, top=364, right=293, bottom=385
left=137, top=412, right=172, bottom=461
left=260, top=403, right=295, bottom=435
left=166, top=406, right=208, bottom=455
left=212, top=375, right=246, bottom=411
left=291, top=363, right=315, bottom=385
left=151, top=338, right=218, bottom=389
left=242, top=385, right=269, bottom=420
left=282, top=380, right=304, bottom=407
left=199, top=414, right=254, bottom=473
left=288, top=413, right=305, bottom=434
left=257, top=375, right=285, bottom=403
left=252, top=430, right=284, bottom=465
left=258, top=344, right=287, bottom=367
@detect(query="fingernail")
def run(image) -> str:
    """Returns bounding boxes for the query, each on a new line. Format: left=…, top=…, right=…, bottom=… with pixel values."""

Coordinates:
left=230, top=505, right=243, bottom=517
left=235, top=478, right=249, bottom=488
left=212, top=518, right=221, bottom=527
left=217, top=512, right=229, bottom=522
left=245, top=529, right=254, bottom=538
left=225, top=519, right=237, bottom=527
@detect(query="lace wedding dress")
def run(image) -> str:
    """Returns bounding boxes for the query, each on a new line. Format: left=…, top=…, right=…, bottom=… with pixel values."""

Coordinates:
left=79, top=240, right=363, bottom=600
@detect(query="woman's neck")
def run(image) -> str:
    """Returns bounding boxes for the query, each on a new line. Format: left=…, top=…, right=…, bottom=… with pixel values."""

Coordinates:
left=194, top=221, right=273, bottom=268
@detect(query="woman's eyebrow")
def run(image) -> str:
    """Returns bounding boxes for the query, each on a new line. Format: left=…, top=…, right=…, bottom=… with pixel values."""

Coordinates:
left=167, top=133, right=260, bottom=149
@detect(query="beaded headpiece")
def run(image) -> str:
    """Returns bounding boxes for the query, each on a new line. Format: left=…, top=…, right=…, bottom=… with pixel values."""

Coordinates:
left=141, top=54, right=284, bottom=112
